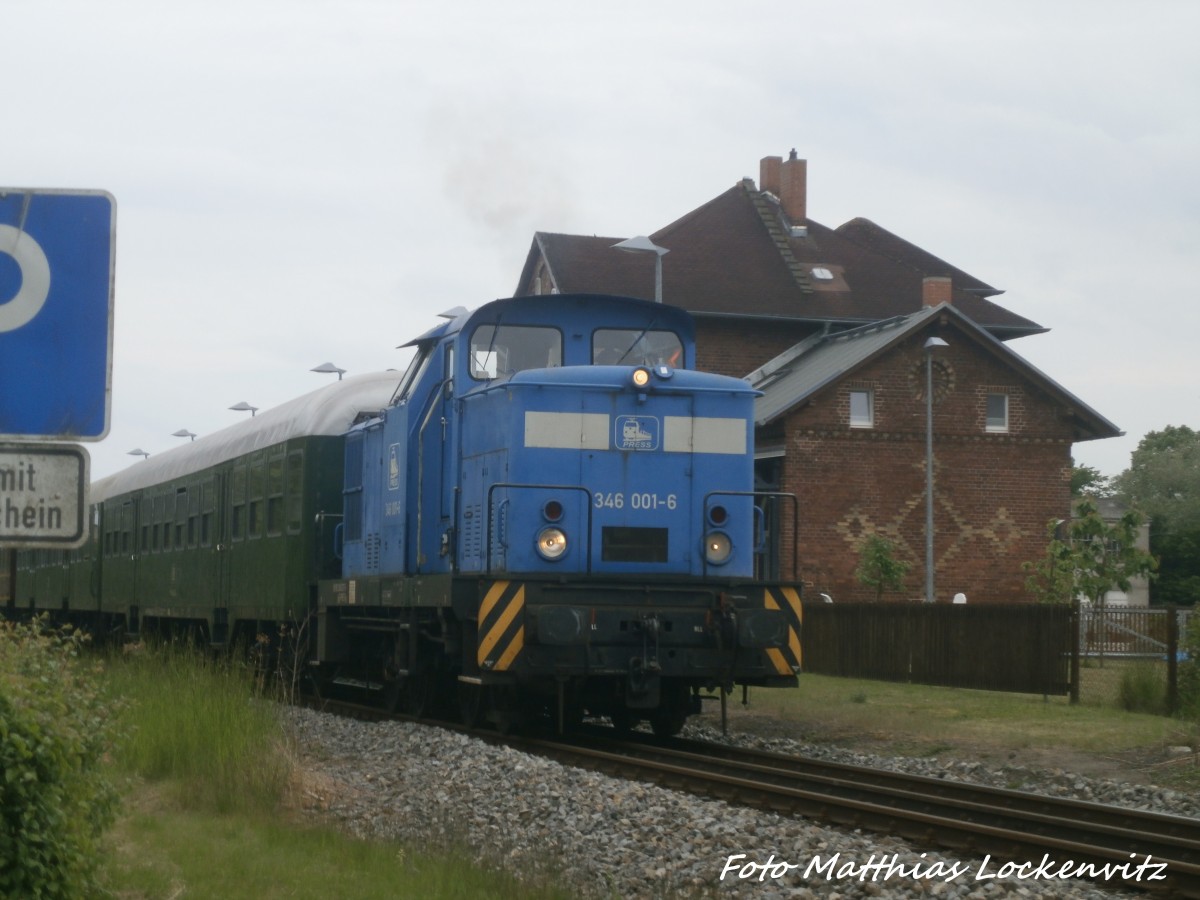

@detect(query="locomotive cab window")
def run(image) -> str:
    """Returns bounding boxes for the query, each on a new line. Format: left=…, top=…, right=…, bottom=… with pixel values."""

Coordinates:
left=390, top=345, right=433, bottom=405
left=592, top=329, right=684, bottom=367
left=469, top=325, right=561, bottom=380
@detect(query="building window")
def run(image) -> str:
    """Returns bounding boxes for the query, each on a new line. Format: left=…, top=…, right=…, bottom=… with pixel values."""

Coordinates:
left=849, top=390, right=874, bottom=428
left=986, top=393, right=1009, bottom=432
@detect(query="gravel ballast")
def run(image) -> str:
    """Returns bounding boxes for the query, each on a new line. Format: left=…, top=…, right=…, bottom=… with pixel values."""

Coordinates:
left=286, top=707, right=1195, bottom=899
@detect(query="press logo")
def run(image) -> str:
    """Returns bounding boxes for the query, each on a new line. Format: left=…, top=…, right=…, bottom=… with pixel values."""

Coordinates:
left=616, top=416, right=658, bottom=451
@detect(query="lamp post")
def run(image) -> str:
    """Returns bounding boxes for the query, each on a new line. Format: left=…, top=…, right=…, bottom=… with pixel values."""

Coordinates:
left=311, top=362, right=346, bottom=380
left=612, top=235, right=669, bottom=303
left=127, top=448, right=149, bottom=460
left=172, top=429, right=196, bottom=442
left=229, top=401, right=258, bottom=417
left=924, top=336, right=949, bottom=604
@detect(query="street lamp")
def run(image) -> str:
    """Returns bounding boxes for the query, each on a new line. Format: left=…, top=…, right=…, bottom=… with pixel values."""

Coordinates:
left=172, top=429, right=196, bottom=442
left=311, top=362, right=346, bottom=380
left=127, top=448, right=149, bottom=460
left=612, top=235, right=669, bottom=303
left=924, top=336, right=949, bottom=603
left=229, top=401, right=258, bottom=417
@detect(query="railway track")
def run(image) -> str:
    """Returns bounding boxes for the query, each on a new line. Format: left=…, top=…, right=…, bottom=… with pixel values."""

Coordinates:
left=306, top=696, right=1200, bottom=896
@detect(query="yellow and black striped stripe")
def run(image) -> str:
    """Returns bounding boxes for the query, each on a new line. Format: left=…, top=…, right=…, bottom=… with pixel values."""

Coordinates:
left=478, top=580, right=525, bottom=672
left=763, top=586, right=803, bottom=675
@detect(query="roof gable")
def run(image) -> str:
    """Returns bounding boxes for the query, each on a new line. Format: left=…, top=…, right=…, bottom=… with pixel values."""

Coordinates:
left=748, top=303, right=1120, bottom=442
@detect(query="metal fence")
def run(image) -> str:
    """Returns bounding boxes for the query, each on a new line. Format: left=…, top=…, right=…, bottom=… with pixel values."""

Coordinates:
left=800, top=602, right=1193, bottom=713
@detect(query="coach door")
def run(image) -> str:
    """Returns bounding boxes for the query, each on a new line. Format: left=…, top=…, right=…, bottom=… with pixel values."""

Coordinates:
left=215, top=470, right=233, bottom=614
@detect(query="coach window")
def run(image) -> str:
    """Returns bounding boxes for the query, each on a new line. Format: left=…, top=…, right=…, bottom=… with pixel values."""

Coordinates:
left=469, top=325, right=561, bottom=380
left=121, top=502, right=132, bottom=554
left=592, top=329, right=684, bottom=367
left=248, top=463, right=264, bottom=538
left=286, top=452, right=303, bottom=533
left=151, top=496, right=161, bottom=552
left=267, top=456, right=284, bottom=536
left=188, top=486, right=199, bottom=547
left=175, top=488, right=187, bottom=548
left=231, top=467, right=247, bottom=540
left=201, top=480, right=215, bottom=547
left=849, top=390, right=874, bottom=428
left=986, top=393, right=1009, bottom=432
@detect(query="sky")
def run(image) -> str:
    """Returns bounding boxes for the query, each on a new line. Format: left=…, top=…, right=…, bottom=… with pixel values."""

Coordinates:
left=3, top=0, right=1197, bottom=482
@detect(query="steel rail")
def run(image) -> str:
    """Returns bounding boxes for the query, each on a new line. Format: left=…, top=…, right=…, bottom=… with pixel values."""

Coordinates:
left=506, top=731, right=1200, bottom=897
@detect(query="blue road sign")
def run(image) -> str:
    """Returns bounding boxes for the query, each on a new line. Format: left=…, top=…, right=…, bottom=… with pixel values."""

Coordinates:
left=0, top=189, right=115, bottom=440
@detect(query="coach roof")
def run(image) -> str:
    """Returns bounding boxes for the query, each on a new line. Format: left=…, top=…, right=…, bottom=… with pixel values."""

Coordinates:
left=92, top=371, right=400, bottom=502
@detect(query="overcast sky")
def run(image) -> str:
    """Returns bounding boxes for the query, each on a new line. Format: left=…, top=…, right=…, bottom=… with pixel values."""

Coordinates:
left=4, top=0, right=1197, bottom=482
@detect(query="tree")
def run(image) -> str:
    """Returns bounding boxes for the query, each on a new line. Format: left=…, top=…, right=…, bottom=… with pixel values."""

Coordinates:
left=1071, top=463, right=1114, bottom=498
left=1022, top=519, right=1077, bottom=605
left=854, top=534, right=911, bottom=602
left=1023, top=500, right=1157, bottom=605
left=1114, top=425, right=1200, bottom=606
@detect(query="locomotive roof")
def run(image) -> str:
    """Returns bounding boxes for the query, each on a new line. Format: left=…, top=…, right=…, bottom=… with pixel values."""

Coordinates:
left=451, top=293, right=695, bottom=338
left=92, top=371, right=400, bottom=502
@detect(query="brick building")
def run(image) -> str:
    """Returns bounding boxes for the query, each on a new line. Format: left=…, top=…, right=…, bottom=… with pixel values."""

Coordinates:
left=513, top=152, right=1120, bottom=601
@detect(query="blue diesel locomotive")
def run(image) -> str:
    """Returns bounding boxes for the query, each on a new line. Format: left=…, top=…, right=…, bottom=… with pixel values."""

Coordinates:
left=4, top=294, right=801, bottom=735
left=315, top=294, right=801, bottom=734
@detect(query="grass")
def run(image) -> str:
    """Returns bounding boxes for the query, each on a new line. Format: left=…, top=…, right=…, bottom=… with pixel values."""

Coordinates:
left=716, top=673, right=1200, bottom=791
left=93, top=647, right=1198, bottom=896
left=97, top=644, right=574, bottom=899
left=105, top=794, right=565, bottom=900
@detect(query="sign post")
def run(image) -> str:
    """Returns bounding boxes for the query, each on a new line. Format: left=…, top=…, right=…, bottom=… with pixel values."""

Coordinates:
left=0, top=188, right=114, bottom=550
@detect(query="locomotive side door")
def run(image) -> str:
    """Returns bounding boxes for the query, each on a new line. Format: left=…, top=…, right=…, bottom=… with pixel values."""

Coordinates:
left=440, top=345, right=457, bottom=569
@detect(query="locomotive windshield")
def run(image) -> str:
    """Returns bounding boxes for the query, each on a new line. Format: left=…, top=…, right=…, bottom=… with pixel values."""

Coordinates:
left=390, top=345, right=433, bottom=405
left=469, top=325, right=562, bottom=380
left=592, top=329, right=684, bottom=367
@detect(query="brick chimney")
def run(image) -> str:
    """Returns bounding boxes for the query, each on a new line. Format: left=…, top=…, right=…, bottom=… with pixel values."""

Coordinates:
left=759, top=149, right=807, bottom=223
left=922, top=276, right=953, bottom=307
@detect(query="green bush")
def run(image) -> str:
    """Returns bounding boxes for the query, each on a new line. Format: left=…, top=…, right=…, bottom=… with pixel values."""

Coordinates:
left=0, top=618, right=121, bottom=899
left=1116, top=662, right=1165, bottom=715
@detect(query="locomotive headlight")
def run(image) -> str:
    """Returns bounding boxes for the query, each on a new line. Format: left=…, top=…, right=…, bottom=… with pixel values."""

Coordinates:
left=704, top=531, right=733, bottom=565
left=631, top=367, right=651, bottom=388
left=536, top=527, right=568, bottom=561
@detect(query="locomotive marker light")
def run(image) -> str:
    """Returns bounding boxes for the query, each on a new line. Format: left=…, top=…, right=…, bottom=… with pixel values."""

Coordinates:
left=924, top=335, right=949, bottom=604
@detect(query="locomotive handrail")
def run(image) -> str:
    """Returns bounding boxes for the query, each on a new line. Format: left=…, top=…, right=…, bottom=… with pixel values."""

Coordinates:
left=485, top=482, right=593, bottom=576
left=414, top=377, right=449, bottom=572
left=702, top=490, right=799, bottom=581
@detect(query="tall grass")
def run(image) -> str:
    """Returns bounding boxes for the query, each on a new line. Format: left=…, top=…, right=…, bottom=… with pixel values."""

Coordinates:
left=105, top=642, right=292, bottom=814
left=99, top=641, right=577, bottom=899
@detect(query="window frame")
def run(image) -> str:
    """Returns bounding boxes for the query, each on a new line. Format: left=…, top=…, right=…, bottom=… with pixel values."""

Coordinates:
left=849, top=389, right=875, bottom=429
left=986, top=392, right=1009, bottom=433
